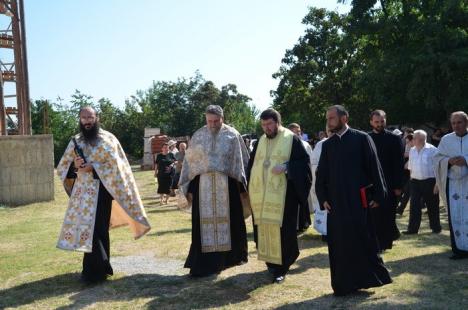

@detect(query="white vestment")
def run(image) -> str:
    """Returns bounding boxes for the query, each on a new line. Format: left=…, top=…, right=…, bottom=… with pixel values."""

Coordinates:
left=434, top=132, right=468, bottom=251
left=311, top=138, right=328, bottom=235
left=301, top=140, right=314, bottom=209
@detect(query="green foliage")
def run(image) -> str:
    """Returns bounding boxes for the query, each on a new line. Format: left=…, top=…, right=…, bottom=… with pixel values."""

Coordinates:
left=31, top=98, right=78, bottom=165
left=273, top=0, right=468, bottom=131
left=31, top=73, right=257, bottom=164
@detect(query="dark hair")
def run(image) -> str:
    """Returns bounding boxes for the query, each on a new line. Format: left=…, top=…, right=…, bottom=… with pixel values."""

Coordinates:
left=327, top=105, right=349, bottom=118
left=260, top=108, right=282, bottom=124
left=370, top=109, right=386, bottom=119
left=404, top=127, right=414, bottom=134
left=287, top=123, right=300, bottom=130
left=162, top=143, right=169, bottom=147
left=406, top=133, right=413, bottom=141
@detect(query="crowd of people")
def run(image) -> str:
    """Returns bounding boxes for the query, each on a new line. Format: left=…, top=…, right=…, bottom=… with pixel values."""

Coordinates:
left=55, top=105, right=467, bottom=297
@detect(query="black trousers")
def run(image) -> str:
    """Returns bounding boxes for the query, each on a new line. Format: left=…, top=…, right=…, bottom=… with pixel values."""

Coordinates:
left=407, top=178, right=441, bottom=233
left=397, top=170, right=411, bottom=213
left=82, top=182, right=114, bottom=281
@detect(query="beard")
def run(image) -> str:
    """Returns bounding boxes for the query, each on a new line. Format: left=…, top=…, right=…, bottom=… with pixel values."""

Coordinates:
left=209, top=126, right=221, bottom=134
left=372, top=125, right=384, bottom=133
left=265, top=128, right=278, bottom=139
left=80, top=121, right=100, bottom=143
left=329, top=121, right=344, bottom=133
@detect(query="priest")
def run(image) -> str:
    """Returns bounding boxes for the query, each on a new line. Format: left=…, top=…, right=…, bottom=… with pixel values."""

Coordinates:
left=287, top=122, right=313, bottom=233
left=368, top=110, right=404, bottom=251
left=248, top=109, right=312, bottom=283
left=56, top=106, right=151, bottom=283
left=316, top=105, right=392, bottom=296
left=179, top=105, right=250, bottom=277
left=434, top=111, right=468, bottom=260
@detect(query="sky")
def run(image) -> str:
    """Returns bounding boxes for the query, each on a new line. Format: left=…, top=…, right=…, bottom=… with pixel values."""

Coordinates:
left=22, top=0, right=350, bottom=111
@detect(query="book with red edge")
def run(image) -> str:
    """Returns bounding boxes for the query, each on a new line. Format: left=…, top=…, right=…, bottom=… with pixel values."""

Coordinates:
left=360, top=184, right=374, bottom=208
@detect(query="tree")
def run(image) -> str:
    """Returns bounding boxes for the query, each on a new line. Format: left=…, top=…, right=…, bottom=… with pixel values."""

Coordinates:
left=31, top=73, right=258, bottom=163
left=272, top=8, right=357, bottom=131
left=273, top=1, right=468, bottom=131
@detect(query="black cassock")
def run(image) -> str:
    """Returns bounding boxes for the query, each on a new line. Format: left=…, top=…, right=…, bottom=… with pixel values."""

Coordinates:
left=247, top=135, right=312, bottom=275
left=316, top=128, right=392, bottom=295
left=297, top=192, right=312, bottom=232
left=67, top=164, right=114, bottom=283
left=184, top=176, right=248, bottom=276
left=369, top=130, right=404, bottom=250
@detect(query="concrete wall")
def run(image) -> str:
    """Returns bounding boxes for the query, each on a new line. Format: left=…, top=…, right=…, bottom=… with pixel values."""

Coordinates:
left=0, top=135, right=54, bottom=206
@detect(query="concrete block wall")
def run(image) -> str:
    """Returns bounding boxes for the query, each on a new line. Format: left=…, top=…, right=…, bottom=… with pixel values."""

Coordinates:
left=0, top=135, right=54, bottom=206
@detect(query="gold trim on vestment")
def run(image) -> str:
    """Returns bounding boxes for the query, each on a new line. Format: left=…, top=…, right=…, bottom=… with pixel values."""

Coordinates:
left=257, top=223, right=282, bottom=264
left=199, top=172, right=231, bottom=253
left=249, top=127, right=294, bottom=264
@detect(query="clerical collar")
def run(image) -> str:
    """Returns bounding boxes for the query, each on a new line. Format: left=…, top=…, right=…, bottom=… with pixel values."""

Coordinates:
left=336, top=125, right=349, bottom=138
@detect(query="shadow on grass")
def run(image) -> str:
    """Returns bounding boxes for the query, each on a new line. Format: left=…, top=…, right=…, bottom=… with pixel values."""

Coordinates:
left=289, top=253, right=330, bottom=274
left=146, top=207, right=181, bottom=214
left=147, top=228, right=192, bottom=237
left=386, top=250, right=466, bottom=278
left=0, top=270, right=271, bottom=309
left=280, top=251, right=467, bottom=309
left=276, top=291, right=381, bottom=309
left=0, top=273, right=83, bottom=309
left=298, top=232, right=328, bottom=250
left=1, top=251, right=465, bottom=309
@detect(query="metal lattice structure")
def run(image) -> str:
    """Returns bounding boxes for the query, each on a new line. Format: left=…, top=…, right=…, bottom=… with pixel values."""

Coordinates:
left=0, top=0, right=30, bottom=135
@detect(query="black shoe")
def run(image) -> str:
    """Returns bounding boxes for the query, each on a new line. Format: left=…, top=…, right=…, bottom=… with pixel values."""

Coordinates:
left=449, top=254, right=468, bottom=260
left=402, top=230, right=418, bottom=235
left=396, top=208, right=404, bottom=216
left=321, top=235, right=328, bottom=243
left=273, top=275, right=285, bottom=284
left=432, top=229, right=441, bottom=234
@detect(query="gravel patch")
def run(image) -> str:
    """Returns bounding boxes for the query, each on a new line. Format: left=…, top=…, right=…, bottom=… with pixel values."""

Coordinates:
left=111, top=254, right=185, bottom=276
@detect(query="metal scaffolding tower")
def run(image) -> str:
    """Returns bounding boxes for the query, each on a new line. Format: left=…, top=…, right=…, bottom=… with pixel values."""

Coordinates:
left=0, top=0, right=30, bottom=135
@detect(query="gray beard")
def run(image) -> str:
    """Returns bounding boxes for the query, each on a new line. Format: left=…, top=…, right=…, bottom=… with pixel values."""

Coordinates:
left=209, top=127, right=221, bottom=134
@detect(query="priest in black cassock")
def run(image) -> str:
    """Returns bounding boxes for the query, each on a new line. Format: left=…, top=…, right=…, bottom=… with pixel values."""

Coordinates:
left=368, top=110, right=404, bottom=251
left=316, top=105, right=392, bottom=296
left=288, top=122, right=313, bottom=233
left=179, top=105, right=249, bottom=277
left=247, top=109, right=312, bottom=283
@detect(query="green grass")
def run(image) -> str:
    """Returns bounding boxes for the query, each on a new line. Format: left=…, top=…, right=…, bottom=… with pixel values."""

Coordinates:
left=0, top=168, right=467, bottom=309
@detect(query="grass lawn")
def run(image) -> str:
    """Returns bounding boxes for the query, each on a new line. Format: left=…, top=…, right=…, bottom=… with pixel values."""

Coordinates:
left=0, top=167, right=467, bottom=309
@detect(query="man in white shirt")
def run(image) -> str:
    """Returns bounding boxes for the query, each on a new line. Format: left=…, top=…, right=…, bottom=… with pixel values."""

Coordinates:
left=405, top=130, right=441, bottom=234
